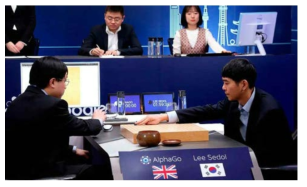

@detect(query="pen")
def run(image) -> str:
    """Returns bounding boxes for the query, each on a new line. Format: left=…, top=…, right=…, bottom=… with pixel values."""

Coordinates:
left=96, top=44, right=100, bottom=49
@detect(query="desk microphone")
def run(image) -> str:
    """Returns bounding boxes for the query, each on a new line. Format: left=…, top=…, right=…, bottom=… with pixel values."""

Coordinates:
left=174, top=53, right=181, bottom=57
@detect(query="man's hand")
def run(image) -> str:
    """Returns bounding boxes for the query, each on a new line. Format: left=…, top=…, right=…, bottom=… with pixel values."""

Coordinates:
left=91, top=48, right=105, bottom=56
left=76, top=148, right=89, bottom=159
left=92, top=109, right=106, bottom=121
left=104, top=50, right=119, bottom=56
left=135, top=114, right=168, bottom=125
left=15, top=41, right=25, bottom=51
left=6, top=42, right=20, bottom=54
left=222, top=50, right=232, bottom=53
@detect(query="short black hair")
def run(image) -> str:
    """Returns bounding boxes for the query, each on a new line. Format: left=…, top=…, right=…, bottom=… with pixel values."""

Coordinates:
left=105, top=6, right=124, bottom=16
left=222, top=58, right=257, bottom=88
left=29, top=56, right=68, bottom=89
left=181, top=6, right=203, bottom=28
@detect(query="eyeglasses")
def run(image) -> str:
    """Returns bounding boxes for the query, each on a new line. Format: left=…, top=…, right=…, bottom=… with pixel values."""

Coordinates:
left=64, top=79, right=70, bottom=86
left=56, top=78, right=70, bottom=86
left=106, top=16, right=122, bottom=22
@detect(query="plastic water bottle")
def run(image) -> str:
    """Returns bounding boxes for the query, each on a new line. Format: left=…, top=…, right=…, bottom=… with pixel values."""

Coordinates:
left=178, top=90, right=187, bottom=109
left=148, top=37, right=156, bottom=58
left=156, top=37, right=163, bottom=58
left=117, top=91, right=125, bottom=116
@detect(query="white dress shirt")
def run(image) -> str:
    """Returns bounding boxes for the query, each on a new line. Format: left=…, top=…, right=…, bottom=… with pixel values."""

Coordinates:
left=173, top=28, right=226, bottom=54
left=90, top=26, right=121, bottom=56
left=106, top=26, right=121, bottom=52
left=11, top=5, right=17, bottom=30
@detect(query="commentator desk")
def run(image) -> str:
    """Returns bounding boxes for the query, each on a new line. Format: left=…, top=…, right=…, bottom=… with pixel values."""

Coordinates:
left=5, top=54, right=297, bottom=132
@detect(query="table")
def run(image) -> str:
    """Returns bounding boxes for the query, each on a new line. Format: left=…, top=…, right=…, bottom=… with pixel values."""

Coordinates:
left=83, top=115, right=262, bottom=180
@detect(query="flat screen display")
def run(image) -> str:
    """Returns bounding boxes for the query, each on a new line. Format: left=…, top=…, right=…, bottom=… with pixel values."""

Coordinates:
left=108, top=94, right=142, bottom=114
left=236, top=12, right=277, bottom=46
left=142, top=92, right=174, bottom=114
left=20, top=62, right=100, bottom=108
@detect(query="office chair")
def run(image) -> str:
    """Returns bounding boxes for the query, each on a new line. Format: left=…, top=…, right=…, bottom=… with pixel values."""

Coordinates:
left=168, top=38, right=174, bottom=55
left=167, top=37, right=210, bottom=56
left=7, top=173, right=76, bottom=180
left=261, top=129, right=297, bottom=180
left=37, top=174, right=76, bottom=180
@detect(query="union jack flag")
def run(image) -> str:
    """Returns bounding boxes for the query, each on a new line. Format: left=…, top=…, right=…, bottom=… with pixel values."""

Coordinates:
left=152, top=165, right=178, bottom=180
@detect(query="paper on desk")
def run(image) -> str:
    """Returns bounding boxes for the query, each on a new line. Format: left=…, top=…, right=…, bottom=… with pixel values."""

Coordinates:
left=99, top=55, right=124, bottom=58
left=5, top=56, right=27, bottom=58
left=5, top=56, right=45, bottom=59
left=100, top=138, right=146, bottom=157
left=26, top=56, right=45, bottom=58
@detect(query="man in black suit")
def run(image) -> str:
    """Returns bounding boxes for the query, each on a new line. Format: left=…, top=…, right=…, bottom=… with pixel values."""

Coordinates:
left=136, top=58, right=295, bottom=168
left=5, top=6, right=36, bottom=56
left=5, top=57, right=113, bottom=180
left=78, top=6, right=143, bottom=56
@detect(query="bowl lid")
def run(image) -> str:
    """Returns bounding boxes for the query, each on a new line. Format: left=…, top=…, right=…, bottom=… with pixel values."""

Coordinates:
left=162, top=139, right=181, bottom=146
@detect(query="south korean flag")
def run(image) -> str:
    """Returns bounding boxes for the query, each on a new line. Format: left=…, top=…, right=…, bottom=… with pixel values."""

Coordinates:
left=200, top=163, right=226, bottom=177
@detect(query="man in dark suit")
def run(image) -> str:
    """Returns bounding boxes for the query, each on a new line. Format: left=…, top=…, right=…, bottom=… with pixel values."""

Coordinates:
left=136, top=58, right=295, bottom=169
left=5, top=6, right=36, bottom=56
left=78, top=6, right=143, bottom=56
left=5, top=57, right=113, bottom=180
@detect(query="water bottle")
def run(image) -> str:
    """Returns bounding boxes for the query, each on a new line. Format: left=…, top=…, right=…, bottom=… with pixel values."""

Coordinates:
left=148, top=37, right=156, bottom=58
left=156, top=37, right=163, bottom=58
left=178, top=90, right=187, bottom=109
left=117, top=91, right=125, bottom=116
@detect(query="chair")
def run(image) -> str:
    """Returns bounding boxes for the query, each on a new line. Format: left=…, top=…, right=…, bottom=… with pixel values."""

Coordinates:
left=37, top=174, right=76, bottom=180
left=260, top=129, right=297, bottom=180
left=167, top=37, right=210, bottom=56
left=168, top=38, right=174, bottom=55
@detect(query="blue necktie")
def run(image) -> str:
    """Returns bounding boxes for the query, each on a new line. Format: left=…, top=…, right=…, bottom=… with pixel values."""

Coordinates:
left=239, top=109, right=248, bottom=141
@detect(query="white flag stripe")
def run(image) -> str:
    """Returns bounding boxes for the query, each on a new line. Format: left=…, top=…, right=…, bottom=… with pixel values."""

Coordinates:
left=200, top=163, right=226, bottom=177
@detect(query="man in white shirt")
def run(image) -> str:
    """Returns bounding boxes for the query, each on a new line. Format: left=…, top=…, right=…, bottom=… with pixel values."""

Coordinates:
left=78, top=6, right=143, bottom=56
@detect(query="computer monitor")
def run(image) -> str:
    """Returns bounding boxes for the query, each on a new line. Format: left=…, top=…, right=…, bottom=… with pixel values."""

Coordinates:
left=108, top=93, right=142, bottom=114
left=142, top=92, right=174, bottom=114
left=236, top=12, right=277, bottom=55
left=20, top=61, right=101, bottom=108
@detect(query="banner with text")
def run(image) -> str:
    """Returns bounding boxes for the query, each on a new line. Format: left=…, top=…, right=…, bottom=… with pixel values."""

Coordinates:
left=119, top=147, right=254, bottom=180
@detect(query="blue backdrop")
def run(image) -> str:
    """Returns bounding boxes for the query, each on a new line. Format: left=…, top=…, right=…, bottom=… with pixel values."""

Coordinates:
left=33, top=5, right=297, bottom=56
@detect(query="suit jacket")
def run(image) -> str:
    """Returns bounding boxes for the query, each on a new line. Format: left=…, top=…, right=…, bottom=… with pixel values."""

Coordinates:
left=5, top=6, right=36, bottom=44
left=176, top=88, right=295, bottom=167
left=78, top=23, right=143, bottom=56
left=5, top=86, right=102, bottom=179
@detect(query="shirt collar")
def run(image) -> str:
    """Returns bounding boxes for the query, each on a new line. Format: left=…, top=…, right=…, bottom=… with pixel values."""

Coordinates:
left=106, top=26, right=121, bottom=35
left=238, top=88, right=256, bottom=113
left=41, top=89, right=48, bottom=95
left=30, top=85, right=48, bottom=95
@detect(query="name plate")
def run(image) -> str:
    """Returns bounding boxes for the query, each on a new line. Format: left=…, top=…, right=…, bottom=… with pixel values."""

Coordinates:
left=119, top=147, right=254, bottom=180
